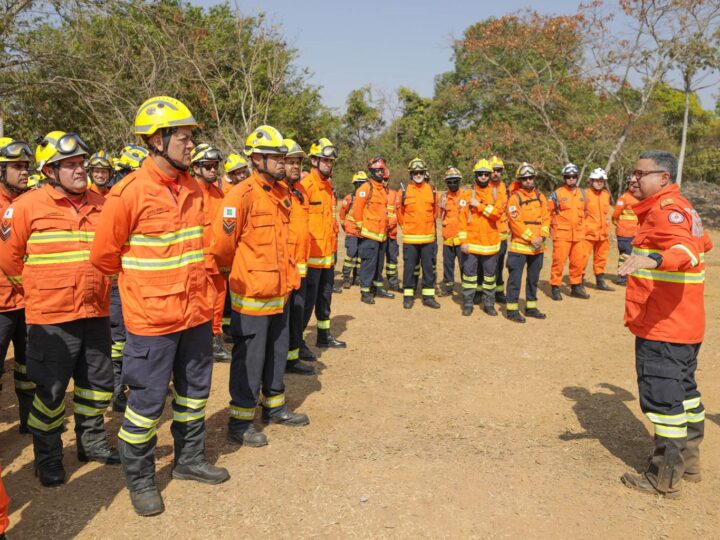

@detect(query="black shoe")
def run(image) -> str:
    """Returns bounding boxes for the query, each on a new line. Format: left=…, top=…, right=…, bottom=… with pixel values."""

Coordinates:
left=551, top=286, right=563, bottom=301
left=375, top=288, right=395, bottom=299
left=112, top=390, right=128, bottom=413
left=213, top=335, right=231, bottom=363
left=403, top=297, right=414, bottom=309
left=361, top=292, right=375, bottom=304
left=35, top=460, right=66, bottom=487
left=222, top=331, right=233, bottom=344
left=172, top=460, right=230, bottom=485
left=436, top=283, right=452, bottom=297
left=130, top=486, right=165, bottom=517
left=570, top=284, right=590, bottom=299
left=614, top=275, right=627, bottom=286
left=342, top=279, right=351, bottom=289
left=262, top=408, right=309, bottom=427
left=333, top=285, right=343, bottom=294
left=495, top=291, right=507, bottom=304
left=78, top=440, right=121, bottom=465
left=506, top=310, right=526, bottom=324
left=473, top=291, right=482, bottom=305
left=299, top=343, right=317, bottom=361
left=461, top=305, right=473, bottom=316
left=422, top=297, right=441, bottom=309
left=525, top=308, right=547, bottom=319
left=285, top=360, right=316, bottom=375
left=227, top=425, right=268, bottom=447
left=389, top=283, right=403, bottom=293
left=317, top=332, right=346, bottom=349
left=595, top=275, right=612, bottom=291
left=482, top=296, right=498, bottom=317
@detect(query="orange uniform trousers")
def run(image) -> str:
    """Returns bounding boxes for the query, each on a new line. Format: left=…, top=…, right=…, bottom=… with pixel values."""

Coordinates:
left=550, top=240, right=585, bottom=286
left=583, top=238, right=609, bottom=277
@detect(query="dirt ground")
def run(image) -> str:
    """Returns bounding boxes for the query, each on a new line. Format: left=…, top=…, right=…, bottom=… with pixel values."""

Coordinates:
left=1, top=230, right=719, bottom=539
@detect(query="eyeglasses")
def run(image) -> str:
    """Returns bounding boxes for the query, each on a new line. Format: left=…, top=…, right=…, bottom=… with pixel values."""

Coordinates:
left=201, top=162, right=219, bottom=170
left=0, top=140, right=32, bottom=160
left=493, top=168, right=504, bottom=173
left=564, top=175, right=578, bottom=180
left=630, top=169, right=665, bottom=180
left=475, top=172, right=491, bottom=178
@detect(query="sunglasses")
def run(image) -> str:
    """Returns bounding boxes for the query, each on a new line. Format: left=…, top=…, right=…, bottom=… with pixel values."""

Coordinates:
left=564, top=175, right=578, bottom=180
left=475, top=172, right=491, bottom=178
left=201, top=162, right=219, bottom=170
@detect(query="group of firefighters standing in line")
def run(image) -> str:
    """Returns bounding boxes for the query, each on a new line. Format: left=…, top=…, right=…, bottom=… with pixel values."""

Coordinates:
left=0, top=91, right=712, bottom=531
left=340, top=155, right=641, bottom=323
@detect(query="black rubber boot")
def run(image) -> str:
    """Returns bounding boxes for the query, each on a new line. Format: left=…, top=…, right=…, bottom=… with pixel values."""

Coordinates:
left=172, top=460, right=230, bottom=485
left=495, top=291, right=507, bottom=304
left=375, top=287, right=395, bottom=299
left=35, top=460, right=66, bottom=487
left=78, top=439, right=120, bottom=465
left=317, top=329, right=346, bottom=348
left=361, top=291, right=375, bottom=305
left=614, top=275, right=627, bottom=286
left=482, top=292, right=497, bottom=316
left=285, top=360, right=316, bottom=376
left=403, top=297, right=414, bottom=309
left=422, top=297, right=441, bottom=309
left=595, top=274, right=612, bottom=291
left=262, top=407, right=310, bottom=427
left=570, top=284, right=590, bottom=299
left=473, top=291, right=482, bottom=305
left=130, top=486, right=165, bottom=517
left=525, top=308, right=547, bottom=319
left=551, top=285, right=563, bottom=301
left=506, top=310, right=526, bottom=324
left=299, top=343, right=317, bottom=361
left=227, top=424, right=268, bottom=447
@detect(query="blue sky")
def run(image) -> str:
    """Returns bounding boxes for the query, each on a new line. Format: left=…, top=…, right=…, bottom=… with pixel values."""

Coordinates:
left=195, top=0, right=718, bottom=113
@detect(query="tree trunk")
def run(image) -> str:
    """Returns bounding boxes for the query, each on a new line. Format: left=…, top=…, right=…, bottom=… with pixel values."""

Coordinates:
left=677, top=74, right=692, bottom=186
left=604, top=121, right=631, bottom=176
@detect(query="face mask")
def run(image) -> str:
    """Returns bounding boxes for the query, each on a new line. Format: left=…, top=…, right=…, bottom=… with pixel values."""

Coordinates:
left=446, top=180, right=460, bottom=192
left=475, top=178, right=489, bottom=188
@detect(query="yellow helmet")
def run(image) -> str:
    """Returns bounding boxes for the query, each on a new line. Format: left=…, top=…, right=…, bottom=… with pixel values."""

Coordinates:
left=88, top=150, right=112, bottom=169
left=133, top=96, right=198, bottom=136
left=0, top=137, right=32, bottom=163
left=116, top=145, right=149, bottom=171
left=224, top=153, right=249, bottom=174
left=489, top=155, right=505, bottom=170
left=308, top=137, right=338, bottom=159
left=27, top=173, right=44, bottom=189
left=243, top=125, right=288, bottom=156
left=407, top=157, right=428, bottom=172
left=472, top=159, right=492, bottom=173
left=352, top=171, right=368, bottom=183
left=190, top=143, right=222, bottom=164
left=444, top=166, right=462, bottom=180
left=35, top=131, right=88, bottom=171
left=284, top=138, right=307, bottom=159
left=515, top=162, right=537, bottom=179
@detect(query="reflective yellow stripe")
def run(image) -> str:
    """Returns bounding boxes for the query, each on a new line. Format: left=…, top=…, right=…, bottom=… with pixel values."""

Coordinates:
left=230, top=292, right=285, bottom=313
left=297, top=262, right=307, bottom=276
left=262, top=394, right=285, bottom=408
left=526, top=300, right=537, bottom=309
left=126, top=226, right=203, bottom=246
left=500, top=232, right=509, bottom=240
left=74, top=386, right=112, bottom=402
left=683, top=397, right=701, bottom=410
left=361, top=228, right=387, bottom=242
left=403, top=234, right=435, bottom=243
left=421, top=288, right=435, bottom=296
left=521, top=229, right=533, bottom=241
left=317, top=320, right=330, bottom=330
left=121, top=249, right=204, bottom=271
left=28, top=230, right=95, bottom=243
left=175, top=395, right=208, bottom=409
left=15, top=380, right=36, bottom=390
left=687, top=410, right=705, bottom=423
left=632, top=247, right=705, bottom=264
left=646, top=412, right=686, bottom=425
left=229, top=405, right=255, bottom=420
left=467, top=243, right=501, bottom=255
left=14, top=362, right=27, bottom=374
left=73, top=403, right=106, bottom=417
left=669, top=244, right=699, bottom=267
left=483, top=205, right=495, bottom=217
left=173, top=410, right=206, bottom=423
left=28, top=413, right=64, bottom=432
left=458, top=232, right=468, bottom=240
left=288, top=348, right=299, bottom=361
left=25, top=250, right=90, bottom=265
left=655, top=425, right=687, bottom=438
left=507, top=302, right=519, bottom=310
left=632, top=268, right=704, bottom=284
left=118, top=427, right=157, bottom=444
left=124, top=406, right=160, bottom=429
left=33, top=395, right=64, bottom=418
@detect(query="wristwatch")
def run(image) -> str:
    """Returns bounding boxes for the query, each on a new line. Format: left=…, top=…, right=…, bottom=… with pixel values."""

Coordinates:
left=647, top=252, right=663, bottom=269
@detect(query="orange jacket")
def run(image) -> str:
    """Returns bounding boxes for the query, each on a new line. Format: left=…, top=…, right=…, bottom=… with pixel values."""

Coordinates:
left=0, top=186, right=24, bottom=311
left=0, top=184, right=110, bottom=324
left=339, top=193, right=360, bottom=237
left=458, top=183, right=506, bottom=255
left=613, top=190, right=639, bottom=238
left=286, top=180, right=311, bottom=279
left=397, top=181, right=438, bottom=244
left=585, top=188, right=611, bottom=241
left=386, top=188, right=399, bottom=240
left=301, top=169, right=338, bottom=268
left=507, top=188, right=550, bottom=255
left=89, top=182, right=110, bottom=198
left=508, top=180, right=521, bottom=195
left=440, top=188, right=467, bottom=246
left=491, top=181, right=510, bottom=240
left=220, top=176, right=235, bottom=196
left=89, top=157, right=211, bottom=336
left=0, top=465, right=8, bottom=536
left=625, top=184, right=712, bottom=344
left=548, top=185, right=586, bottom=242
left=210, top=173, right=295, bottom=316
left=352, top=180, right=388, bottom=242
left=197, top=179, right=225, bottom=275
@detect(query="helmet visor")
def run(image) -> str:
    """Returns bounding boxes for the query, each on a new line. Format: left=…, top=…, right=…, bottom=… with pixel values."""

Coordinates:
left=201, top=149, right=223, bottom=162
left=56, top=133, right=89, bottom=155
left=1, top=141, right=32, bottom=160
left=319, top=145, right=338, bottom=159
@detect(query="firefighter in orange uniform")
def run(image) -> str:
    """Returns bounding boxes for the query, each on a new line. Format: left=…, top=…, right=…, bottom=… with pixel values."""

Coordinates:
left=220, top=153, right=250, bottom=195
left=618, top=150, right=712, bottom=498
left=458, top=160, right=506, bottom=316
left=339, top=172, right=366, bottom=288
left=489, top=156, right=509, bottom=302
left=191, top=144, right=231, bottom=363
left=504, top=163, right=550, bottom=323
left=87, top=151, right=113, bottom=196
left=0, top=131, right=119, bottom=487
left=300, top=138, right=346, bottom=350
left=398, top=158, right=440, bottom=309
left=353, top=156, right=393, bottom=304
left=91, top=97, right=229, bottom=517
left=282, top=139, right=315, bottom=376
left=211, top=125, right=309, bottom=448
left=612, top=176, right=640, bottom=286
left=384, top=180, right=402, bottom=292
left=0, top=137, right=34, bottom=432
left=583, top=168, right=612, bottom=291
left=437, top=167, right=466, bottom=297
left=549, top=163, right=590, bottom=300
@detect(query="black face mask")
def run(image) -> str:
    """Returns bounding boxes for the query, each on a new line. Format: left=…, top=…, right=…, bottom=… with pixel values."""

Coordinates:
left=475, top=172, right=490, bottom=187
left=369, top=169, right=384, bottom=182
left=446, top=180, right=460, bottom=192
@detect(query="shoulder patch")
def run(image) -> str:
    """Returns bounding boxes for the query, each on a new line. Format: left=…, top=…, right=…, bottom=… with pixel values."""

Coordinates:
left=358, top=191, right=366, bottom=198
left=668, top=211, right=685, bottom=224
left=616, top=200, right=624, bottom=206
left=223, top=207, right=237, bottom=219
left=3, top=208, right=13, bottom=219
left=459, top=199, right=467, bottom=206
left=509, top=205, right=517, bottom=213
left=660, top=198, right=674, bottom=208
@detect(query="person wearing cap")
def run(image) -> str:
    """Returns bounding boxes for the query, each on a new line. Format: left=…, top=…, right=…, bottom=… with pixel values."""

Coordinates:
left=0, top=137, right=35, bottom=432
left=221, top=153, right=250, bottom=195
left=211, top=125, right=309, bottom=448
left=0, top=131, right=119, bottom=487
left=583, top=168, right=613, bottom=291
left=548, top=163, right=590, bottom=300
left=91, top=96, right=229, bottom=516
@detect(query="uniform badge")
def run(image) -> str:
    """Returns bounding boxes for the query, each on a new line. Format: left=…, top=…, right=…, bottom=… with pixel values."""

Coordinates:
left=660, top=198, right=674, bottom=208
left=358, top=191, right=366, bottom=197
left=3, top=208, right=13, bottom=219
left=509, top=205, right=518, bottom=219
left=222, top=207, right=237, bottom=235
left=617, top=200, right=624, bottom=206
left=0, top=221, right=11, bottom=241
left=668, top=211, right=685, bottom=224
left=223, top=207, right=237, bottom=218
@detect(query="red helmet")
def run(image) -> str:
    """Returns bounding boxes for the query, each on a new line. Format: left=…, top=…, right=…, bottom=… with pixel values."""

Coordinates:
left=367, top=156, right=389, bottom=180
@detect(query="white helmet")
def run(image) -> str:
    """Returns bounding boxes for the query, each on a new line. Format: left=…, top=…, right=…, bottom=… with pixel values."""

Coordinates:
left=589, top=167, right=608, bottom=180
left=561, top=163, right=579, bottom=176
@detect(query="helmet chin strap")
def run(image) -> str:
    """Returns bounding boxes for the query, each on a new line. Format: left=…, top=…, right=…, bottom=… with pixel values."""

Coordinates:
left=0, top=165, right=29, bottom=196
